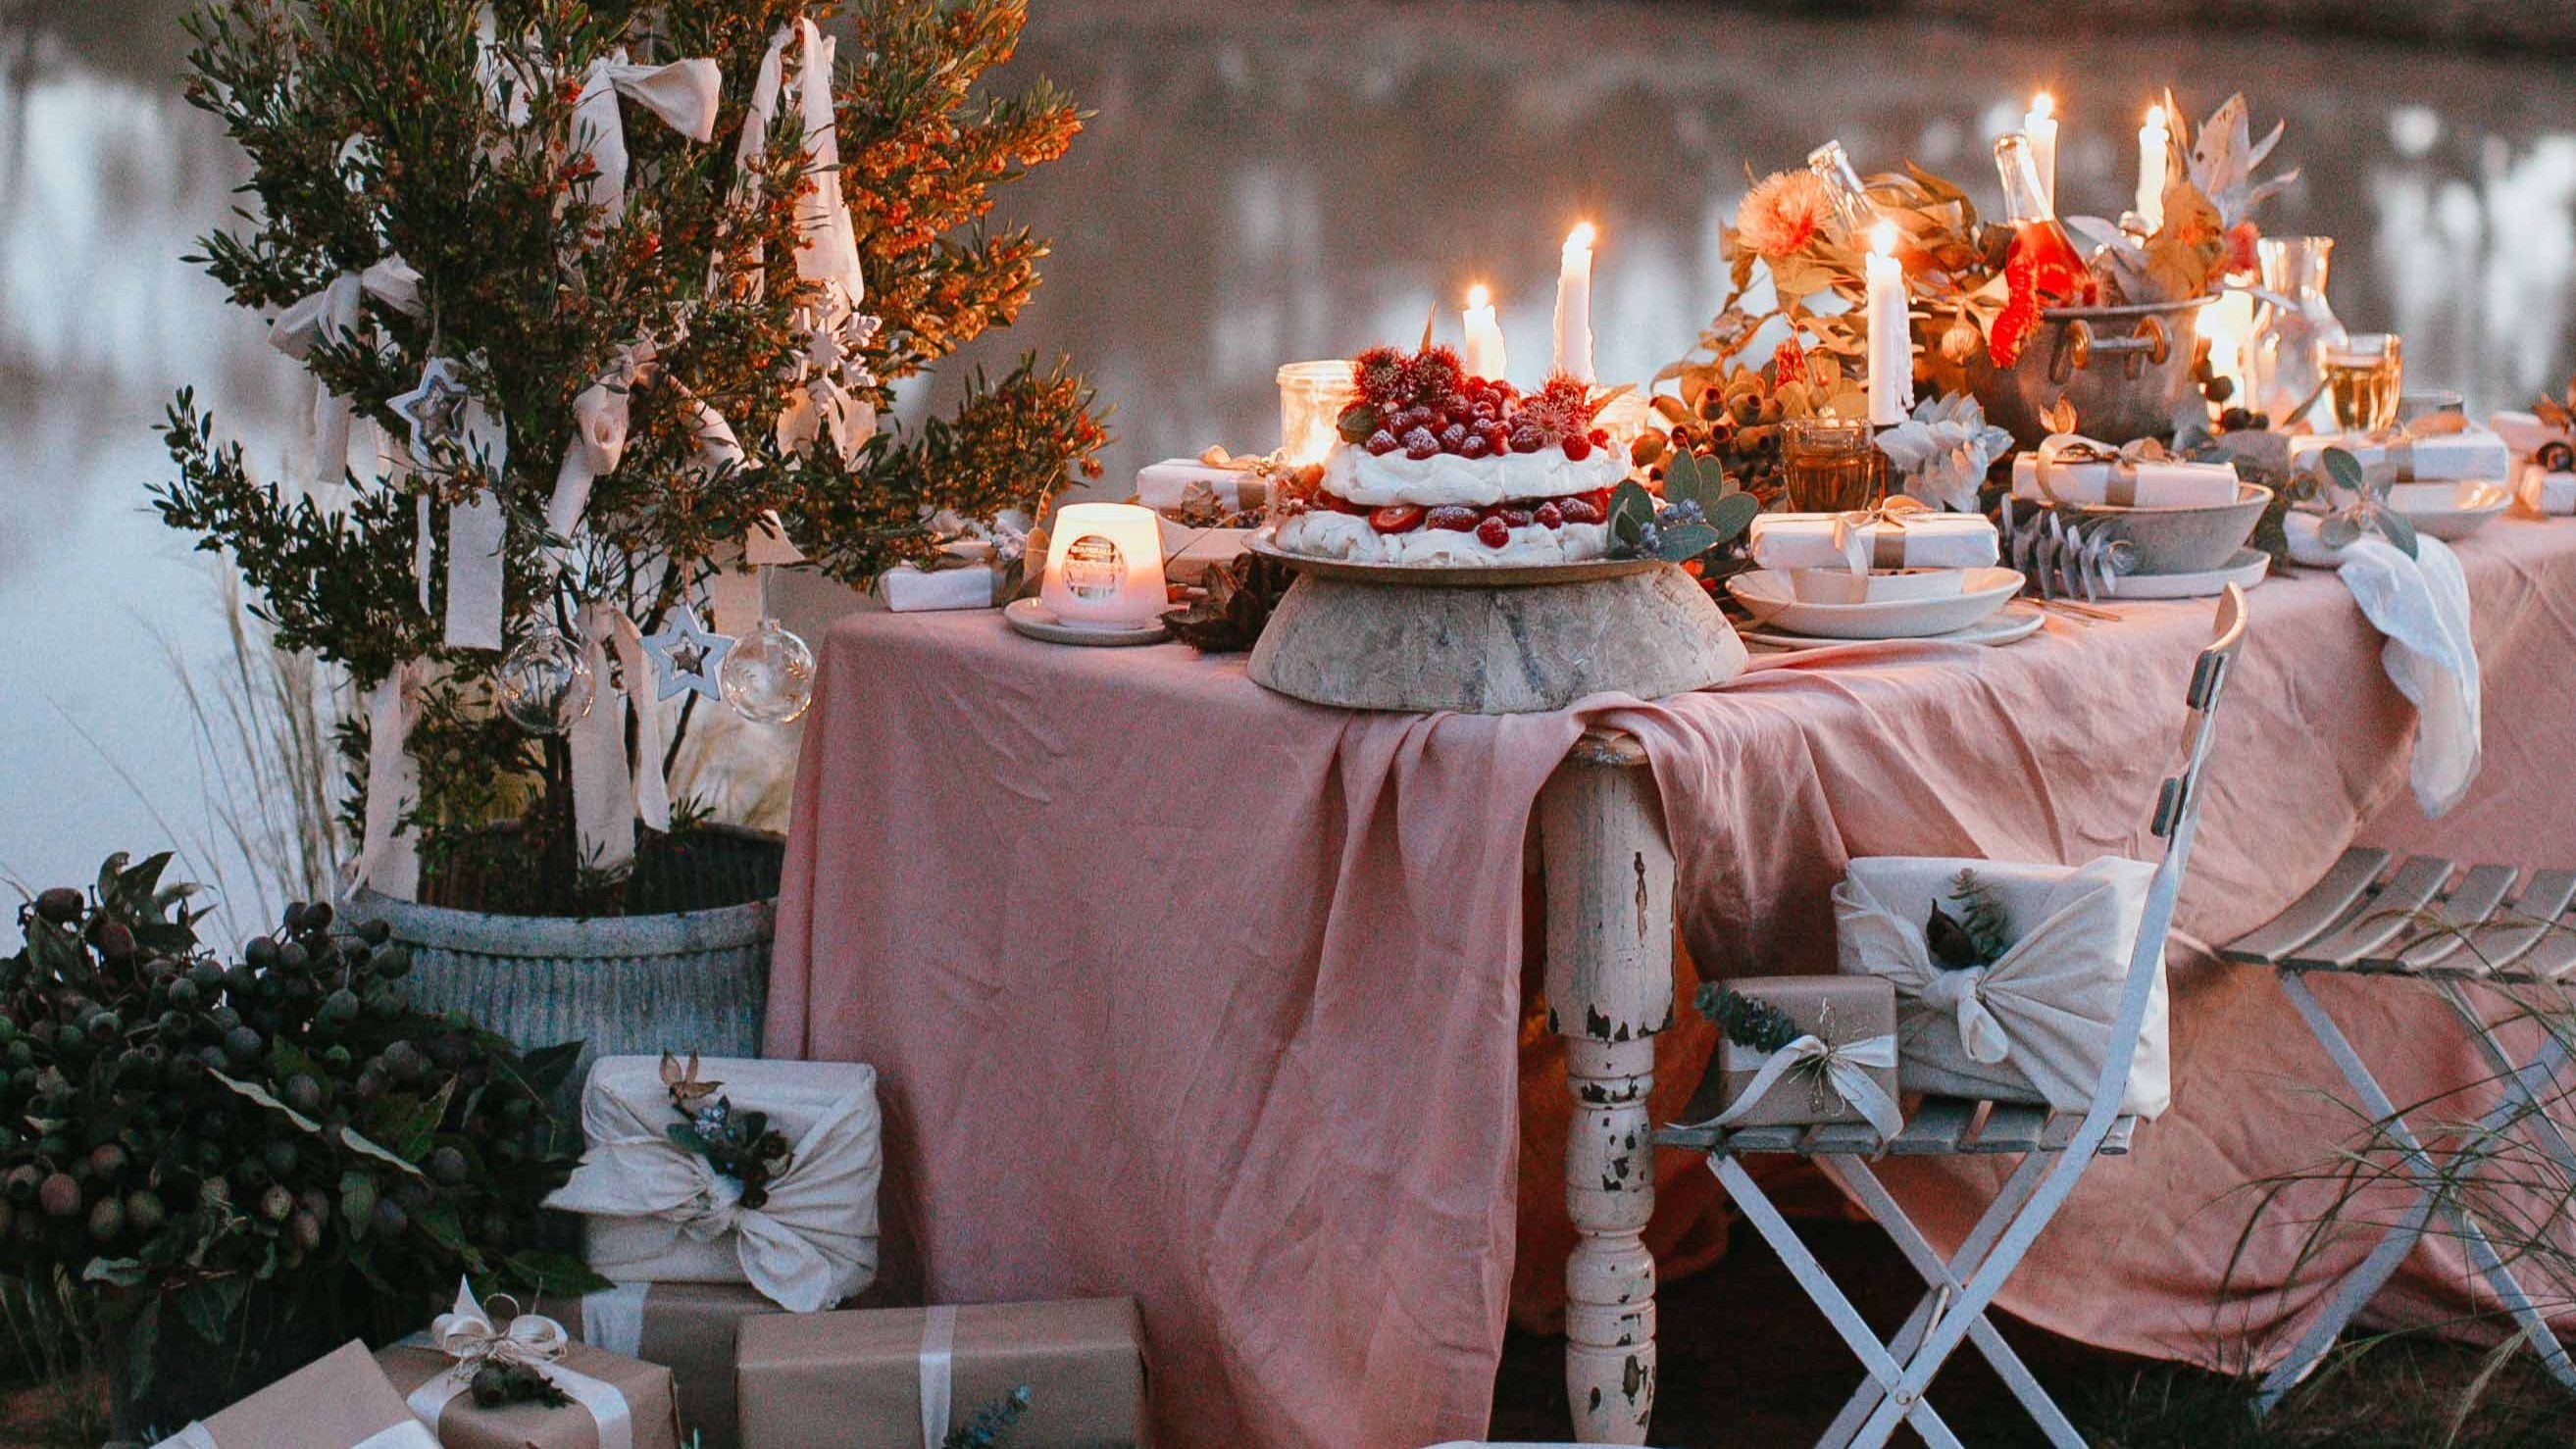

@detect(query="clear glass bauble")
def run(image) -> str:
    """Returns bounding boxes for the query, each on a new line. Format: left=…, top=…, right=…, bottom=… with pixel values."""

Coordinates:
left=496, top=622, right=596, bottom=735
left=719, top=616, right=816, bottom=724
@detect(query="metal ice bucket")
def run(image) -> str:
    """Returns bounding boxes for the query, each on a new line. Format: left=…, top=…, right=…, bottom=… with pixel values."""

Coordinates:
left=1968, top=295, right=2216, bottom=448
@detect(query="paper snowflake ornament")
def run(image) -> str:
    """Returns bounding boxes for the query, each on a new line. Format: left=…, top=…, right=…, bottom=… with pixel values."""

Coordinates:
left=639, top=601, right=734, bottom=702
left=389, top=356, right=474, bottom=460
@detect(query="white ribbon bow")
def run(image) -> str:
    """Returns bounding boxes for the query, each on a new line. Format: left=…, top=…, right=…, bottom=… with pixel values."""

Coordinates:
left=788, top=19, right=866, bottom=300
left=1829, top=494, right=1934, bottom=575
left=1701, top=1032, right=1905, bottom=1140
left=572, top=50, right=723, bottom=232
left=548, top=336, right=659, bottom=540
left=1917, top=967, right=2012, bottom=1065
left=407, top=1279, right=634, bottom=1449
left=266, top=257, right=425, bottom=493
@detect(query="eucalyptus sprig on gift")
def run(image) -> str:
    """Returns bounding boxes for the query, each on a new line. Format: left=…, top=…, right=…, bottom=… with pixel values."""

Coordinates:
left=946, top=1385, right=1033, bottom=1449
left=659, top=1053, right=792, bottom=1210
left=2291, top=447, right=2420, bottom=559
left=1928, top=869, right=2011, bottom=971
left=1694, top=984, right=1802, bottom=1055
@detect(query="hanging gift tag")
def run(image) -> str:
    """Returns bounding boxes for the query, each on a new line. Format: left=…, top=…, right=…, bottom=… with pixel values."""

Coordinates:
left=356, top=662, right=425, bottom=900
left=444, top=489, right=507, bottom=650
left=569, top=604, right=637, bottom=872
left=709, top=550, right=767, bottom=639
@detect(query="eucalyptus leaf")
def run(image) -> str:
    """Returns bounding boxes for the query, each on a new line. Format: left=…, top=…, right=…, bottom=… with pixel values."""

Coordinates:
left=1655, top=524, right=1722, bottom=563
left=1609, top=480, right=1657, bottom=545
left=1706, top=491, right=1762, bottom=545
left=2322, top=447, right=2365, bottom=497
left=336, top=1125, right=428, bottom=1178
left=2377, top=511, right=2421, bottom=559
left=2318, top=515, right=2361, bottom=550
left=210, top=1069, right=323, bottom=1135
left=83, top=1256, right=149, bottom=1288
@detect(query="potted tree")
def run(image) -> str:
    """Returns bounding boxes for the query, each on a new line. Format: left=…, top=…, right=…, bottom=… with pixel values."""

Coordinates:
left=155, top=0, right=1105, bottom=1073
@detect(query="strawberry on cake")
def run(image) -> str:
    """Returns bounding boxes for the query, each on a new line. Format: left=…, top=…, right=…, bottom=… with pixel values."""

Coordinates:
left=1270, top=344, right=1630, bottom=566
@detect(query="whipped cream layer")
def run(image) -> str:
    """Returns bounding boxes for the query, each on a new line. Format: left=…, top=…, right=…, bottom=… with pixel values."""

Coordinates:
left=1273, top=509, right=1611, bottom=567
left=1321, top=440, right=1628, bottom=508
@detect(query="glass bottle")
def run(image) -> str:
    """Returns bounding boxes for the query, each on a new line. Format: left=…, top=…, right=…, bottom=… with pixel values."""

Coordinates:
left=1993, top=133, right=2095, bottom=309
left=2248, top=236, right=2348, bottom=427
left=1805, top=140, right=1877, bottom=245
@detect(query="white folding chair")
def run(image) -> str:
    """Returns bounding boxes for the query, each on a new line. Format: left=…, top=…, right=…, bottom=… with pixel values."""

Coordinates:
left=2221, top=848, right=2576, bottom=1411
left=1655, top=584, right=2249, bottom=1449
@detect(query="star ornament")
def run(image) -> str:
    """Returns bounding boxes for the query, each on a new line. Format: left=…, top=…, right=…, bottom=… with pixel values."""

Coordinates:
left=390, top=356, right=474, bottom=461
left=639, top=601, right=733, bottom=702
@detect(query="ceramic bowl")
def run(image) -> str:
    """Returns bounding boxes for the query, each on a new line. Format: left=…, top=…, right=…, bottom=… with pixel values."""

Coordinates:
left=1728, top=567, right=2024, bottom=640
left=2055, top=482, right=2273, bottom=575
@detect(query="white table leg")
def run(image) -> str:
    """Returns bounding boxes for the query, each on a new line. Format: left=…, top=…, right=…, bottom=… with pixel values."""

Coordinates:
left=1541, top=731, right=1673, bottom=1444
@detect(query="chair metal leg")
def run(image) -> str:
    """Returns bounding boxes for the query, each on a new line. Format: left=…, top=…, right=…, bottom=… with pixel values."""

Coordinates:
left=2277, top=973, right=2576, bottom=1395
left=2436, top=979, right=2576, bottom=1178
left=2252, top=1184, right=2439, bottom=1411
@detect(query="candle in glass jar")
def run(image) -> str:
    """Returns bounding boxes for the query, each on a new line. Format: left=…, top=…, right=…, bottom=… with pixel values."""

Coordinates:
left=1461, top=283, right=1507, bottom=379
left=1864, top=223, right=1913, bottom=426
left=2024, top=91, right=2058, bottom=214
left=1038, top=502, right=1168, bottom=630
left=2136, top=104, right=2169, bottom=232
left=1554, top=222, right=1594, bottom=382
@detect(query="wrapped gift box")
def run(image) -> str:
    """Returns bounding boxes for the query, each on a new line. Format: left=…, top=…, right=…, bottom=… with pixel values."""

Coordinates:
left=551, top=1281, right=804, bottom=1449
left=1834, top=856, right=2171, bottom=1118
left=1747, top=512, right=1997, bottom=573
left=2520, top=462, right=2576, bottom=517
left=2493, top=409, right=2568, bottom=460
left=736, top=1298, right=1149, bottom=1449
left=546, top=1056, right=882, bottom=1313
left=1136, top=457, right=1266, bottom=511
left=2010, top=453, right=2241, bottom=508
left=153, top=1340, right=439, bottom=1449
left=883, top=560, right=1008, bottom=613
left=1155, top=515, right=1254, bottom=585
left=1707, top=974, right=1899, bottom=1131
left=2292, top=427, right=2511, bottom=482
left=379, top=1341, right=681, bottom=1449
left=1789, top=568, right=1967, bottom=606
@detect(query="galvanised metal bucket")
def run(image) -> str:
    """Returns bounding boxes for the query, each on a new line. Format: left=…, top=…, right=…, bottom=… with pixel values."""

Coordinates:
left=1970, top=295, right=2217, bottom=449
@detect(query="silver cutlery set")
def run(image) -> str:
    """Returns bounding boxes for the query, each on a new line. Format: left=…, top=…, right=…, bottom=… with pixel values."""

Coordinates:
left=1998, top=497, right=2140, bottom=604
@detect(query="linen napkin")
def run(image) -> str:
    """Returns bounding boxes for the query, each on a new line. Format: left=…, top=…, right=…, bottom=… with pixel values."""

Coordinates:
left=2286, top=514, right=2482, bottom=817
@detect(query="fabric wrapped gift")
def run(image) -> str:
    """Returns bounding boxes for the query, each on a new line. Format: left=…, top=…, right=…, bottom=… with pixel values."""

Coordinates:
left=378, top=1285, right=682, bottom=1449
left=1154, top=513, right=1253, bottom=585
left=1747, top=512, right=1998, bottom=573
left=550, top=1280, right=809, bottom=1449
left=1834, top=856, right=2171, bottom=1119
left=2492, top=409, right=2569, bottom=461
left=152, top=1340, right=440, bottom=1449
left=1687, top=974, right=1901, bottom=1136
left=2291, top=427, right=2512, bottom=483
left=882, top=558, right=1011, bottom=613
left=736, top=1297, right=1150, bottom=1449
left=546, top=1056, right=882, bottom=1313
left=2519, top=461, right=2576, bottom=517
left=1136, top=455, right=1267, bottom=511
left=2011, top=441, right=2241, bottom=508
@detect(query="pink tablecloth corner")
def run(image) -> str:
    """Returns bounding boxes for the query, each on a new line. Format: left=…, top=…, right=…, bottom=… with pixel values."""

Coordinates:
left=768, top=514, right=2576, bottom=1449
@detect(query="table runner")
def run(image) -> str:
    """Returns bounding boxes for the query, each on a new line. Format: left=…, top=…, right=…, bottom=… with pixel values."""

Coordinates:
left=767, top=516, right=2576, bottom=1449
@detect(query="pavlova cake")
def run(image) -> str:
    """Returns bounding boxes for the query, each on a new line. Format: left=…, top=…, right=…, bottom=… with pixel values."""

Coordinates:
left=1270, top=344, right=1630, bottom=566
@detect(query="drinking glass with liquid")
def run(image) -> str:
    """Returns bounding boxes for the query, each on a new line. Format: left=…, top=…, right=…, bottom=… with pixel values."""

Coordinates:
left=2323, top=332, right=2403, bottom=434
left=1782, top=416, right=1887, bottom=514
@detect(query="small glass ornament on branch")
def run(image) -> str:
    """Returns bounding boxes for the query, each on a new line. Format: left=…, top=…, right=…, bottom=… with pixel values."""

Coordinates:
left=496, top=620, right=595, bottom=735
left=718, top=567, right=816, bottom=724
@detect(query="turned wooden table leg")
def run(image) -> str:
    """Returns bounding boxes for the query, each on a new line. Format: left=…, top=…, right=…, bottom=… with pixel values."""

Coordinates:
left=1541, top=730, right=1673, bottom=1444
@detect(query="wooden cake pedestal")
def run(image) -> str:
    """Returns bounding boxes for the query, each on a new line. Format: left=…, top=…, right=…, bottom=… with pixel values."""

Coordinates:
left=1245, top=541, right=1747, bottom=714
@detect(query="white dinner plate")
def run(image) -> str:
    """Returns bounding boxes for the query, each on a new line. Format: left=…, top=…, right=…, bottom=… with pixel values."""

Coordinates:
left=2103, top=548, right=2273, bottom=600
left=1726, top=566, right=2023, bottom=639
left=1740, top=600, right=2046, bottom=651
left=2391, top=480, right=2511, bottom=541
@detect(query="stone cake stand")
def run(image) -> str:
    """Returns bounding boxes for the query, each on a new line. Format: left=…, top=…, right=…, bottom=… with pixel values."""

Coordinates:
left=1245, top=534, right=1748, bottom=714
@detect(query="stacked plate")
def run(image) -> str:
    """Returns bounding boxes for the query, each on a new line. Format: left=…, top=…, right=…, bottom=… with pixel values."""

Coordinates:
left=1726, top=567, right=2042, bottom=647
left=2008, top=455, right=2272, bottom=599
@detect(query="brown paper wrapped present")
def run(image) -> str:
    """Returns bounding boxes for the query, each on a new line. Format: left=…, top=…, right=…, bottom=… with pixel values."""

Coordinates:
left=736, top=1297, right=1149, bottom=1449
left=546, top=1280, right=804, bottom=1449
left=151, top=1340, right=439, bottom=1449
left=377, top=1340, right=682, bottom=1449
left=1702, top=974, right=1901, bottom=1135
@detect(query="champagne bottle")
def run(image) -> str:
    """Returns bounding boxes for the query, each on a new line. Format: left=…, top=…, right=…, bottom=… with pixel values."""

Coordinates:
left=1805, top=139, right=1877, bottom=245
left=1993, top=132, right=2094, bottom=308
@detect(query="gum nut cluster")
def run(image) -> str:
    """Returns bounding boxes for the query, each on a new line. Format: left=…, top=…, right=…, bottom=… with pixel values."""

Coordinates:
left=0, top=859, right=582, bottom=1305
left=1338, top=345, right=1613, bottom=464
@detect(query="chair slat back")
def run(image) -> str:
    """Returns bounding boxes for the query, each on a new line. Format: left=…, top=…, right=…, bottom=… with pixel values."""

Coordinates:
left=2081, top=585, right=2249, bottom=1136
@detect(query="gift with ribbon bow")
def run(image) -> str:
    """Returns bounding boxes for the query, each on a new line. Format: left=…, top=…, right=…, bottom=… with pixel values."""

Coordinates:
left=735, top=1298, right=1149, bottom=1449
left=1834, top=855, right=2171, bottom=1117
left=1747, top=505, right=1998, bottom=575
left=1682, top=976, right=1903, bottom=1138
left=2013, top=433, right=2243, bottom=509
left=152, top=1341, right=441, bottom=1449
left=546, top=1055, right=881, bottom=1314
left=557, top=1280, right=809, bottom=1449
left=376, top=1280, right=681, bottom=1449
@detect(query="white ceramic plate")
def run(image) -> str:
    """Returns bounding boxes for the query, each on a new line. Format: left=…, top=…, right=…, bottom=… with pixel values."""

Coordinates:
left=1727, top=566, right=2023, bottom=639
left=2392, top=480, right=2512, bottom=541
left=1741, top=600, right=2046, bottom=651
left=2103, top=548, right=2272, bottom=600
left=1002, top=596, right=1170, bottom=647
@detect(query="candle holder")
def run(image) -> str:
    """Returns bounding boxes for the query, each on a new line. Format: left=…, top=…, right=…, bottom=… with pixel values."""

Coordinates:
left=1782, top=417, right=1887, bottom=515
left=1035, top=502, right=1168, bottom=632
left=1277, top=362, right=1358, bottom=467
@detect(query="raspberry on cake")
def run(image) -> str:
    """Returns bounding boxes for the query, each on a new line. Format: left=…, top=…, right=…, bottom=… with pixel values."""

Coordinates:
left=1271, top=345, right=1629, bottom=567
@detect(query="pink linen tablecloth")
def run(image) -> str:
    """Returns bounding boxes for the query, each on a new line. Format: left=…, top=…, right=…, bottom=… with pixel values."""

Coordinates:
left=767, top=515, right=2576, bottom=1449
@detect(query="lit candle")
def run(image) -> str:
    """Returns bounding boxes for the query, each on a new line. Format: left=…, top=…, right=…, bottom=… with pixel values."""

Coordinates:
left=1554, top=222, right=1594, bottom=382
left=2199, top=287, right=2258, bottom=401
left=1461, top=283, right=1507, bottom=379
left=1864, top=222, right=1913, bottom=426
left=2024, top=91, right=2058, bottom=215
left=2136, top=104, right=2169, bottom=232
left=1038, top=502, right=1168, bottom=630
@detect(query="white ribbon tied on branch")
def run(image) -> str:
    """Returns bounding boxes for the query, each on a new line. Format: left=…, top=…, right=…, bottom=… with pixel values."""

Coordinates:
left=266, top=256, right=424, bottom=494
left=406, top=1279, right=633, bottom=1449
left=572, top=50, right=723, bottom=231
left=1701, top=1033, right=1905, bottom=1139
left=566, top=602, right=673, bottom=874
left=548, top=335, right=658, bottom=541
left=351, top=660, right=425, bottom=900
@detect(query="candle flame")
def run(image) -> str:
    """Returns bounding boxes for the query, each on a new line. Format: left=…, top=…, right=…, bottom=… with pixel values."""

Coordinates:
left=1466, top=282, right=1491, bottom=309
left=2146, top=103, right=2166, bottom=129
left=1870, top=221, right=1898, bottom=258
left=2031, top=91, right=2053, bottom=121
left=1564, top=221, right=1596, bottom=253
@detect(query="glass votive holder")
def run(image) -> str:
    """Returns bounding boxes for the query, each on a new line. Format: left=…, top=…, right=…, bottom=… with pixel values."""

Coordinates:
left=1781, top=415, right=1887, bottom=514
left=1277, top=361, right=1358, bottom=467
left=2397, top=388, right=2466, bottom=425
left=1039, top=503, right=1168, bottom=630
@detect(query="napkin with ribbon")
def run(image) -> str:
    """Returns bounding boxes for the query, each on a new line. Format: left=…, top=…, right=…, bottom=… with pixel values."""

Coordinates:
left=547, top=1055, right=882, bottom=1314
left=1835, top=855, right=2171, bottom=1118
left=1748, top=507, right=1998, bottom=574
left=375, top=1280, right=681, bottom=1449
left=2284, top=514, right=2482, bottom=818
left=2013, top=433, right=2242, bottom=508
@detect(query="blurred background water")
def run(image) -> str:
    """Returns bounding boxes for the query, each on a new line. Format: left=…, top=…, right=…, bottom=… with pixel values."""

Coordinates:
left=4, top=0, right=2573, bottom=930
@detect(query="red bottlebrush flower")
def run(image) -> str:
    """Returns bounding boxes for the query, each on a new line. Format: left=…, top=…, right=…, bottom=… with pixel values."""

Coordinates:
left=1507, top=372, right=1602, bottom=446
left=2225, top=220, right=2261, bottom=277
left=1736, top=170, right=1834, bottom=260
left=1352, top=345, right=1408, bottom=407
left=1771, top=340, right=1810, bottom=389
left=1399, top=345, right=1466, bottom=407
